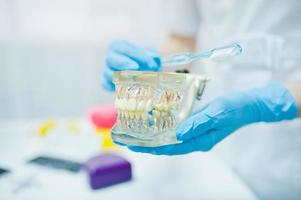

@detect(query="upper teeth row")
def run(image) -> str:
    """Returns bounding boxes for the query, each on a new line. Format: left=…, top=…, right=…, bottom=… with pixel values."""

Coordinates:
left=115, top=99, right=153, bottom=111
left=115, top=85, right=183, bottom=132
left=116, top=85, right=153, bottom=100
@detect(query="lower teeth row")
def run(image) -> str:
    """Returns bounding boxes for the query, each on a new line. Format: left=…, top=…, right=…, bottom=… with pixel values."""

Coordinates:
left=117, top=114, right=176, bottom=133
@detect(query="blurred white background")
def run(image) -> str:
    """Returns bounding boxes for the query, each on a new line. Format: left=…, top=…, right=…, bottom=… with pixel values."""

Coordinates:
left=0, top=0, right=168, bottom=119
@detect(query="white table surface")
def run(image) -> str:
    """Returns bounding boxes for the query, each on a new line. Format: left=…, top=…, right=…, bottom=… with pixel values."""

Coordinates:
left=0, top=118, right=258, bottom=200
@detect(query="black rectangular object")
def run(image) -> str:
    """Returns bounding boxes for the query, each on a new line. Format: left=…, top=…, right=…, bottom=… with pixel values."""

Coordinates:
left=0, top=168, right=9, bottom=177
left=28, top=156, right=82, bottom=173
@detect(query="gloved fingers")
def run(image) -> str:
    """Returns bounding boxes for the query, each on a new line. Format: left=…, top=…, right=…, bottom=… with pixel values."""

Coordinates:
left=194, top=129, right=231, bottom=151
left=106, top=51, right=140, bottom=71
left=101, top=78, right=115, bottom=91
left=128, top=129, right=229, bottom=155
left=101, top=67, right=115, bottom=91
left=176, top=111, right=215, bottom=141
left=127, top=138, right=200, bottom=155
left=143, top=47, right=161, bottom=68
left=108, top=40, right=161, bottom=70
left=128, top=143, right=194, bottom=155
left=127, top=134, right=213, bottom=155
left=103, top=67, right=114, bottom=85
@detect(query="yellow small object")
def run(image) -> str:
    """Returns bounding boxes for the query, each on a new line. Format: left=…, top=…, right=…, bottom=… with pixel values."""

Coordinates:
left=36, top=120, right=55, bottom=137
left=101, top=134, right=117, bottom=150
left=95, top=127, right=111, bottom=136
left=95, top=127, right=116, bottom=150
left=66, top=121, right=80, bottom=133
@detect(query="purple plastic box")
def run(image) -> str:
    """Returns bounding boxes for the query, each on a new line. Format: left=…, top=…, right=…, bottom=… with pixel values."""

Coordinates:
left=82, top=153, right=132, bottom=189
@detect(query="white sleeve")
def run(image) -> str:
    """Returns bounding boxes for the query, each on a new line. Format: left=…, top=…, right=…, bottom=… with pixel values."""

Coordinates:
left=161, top=0, right=200, bottom=37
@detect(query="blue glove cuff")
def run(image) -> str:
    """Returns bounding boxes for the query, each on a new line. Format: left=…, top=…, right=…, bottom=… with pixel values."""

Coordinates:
left=250, top=82, right=298, bottom=122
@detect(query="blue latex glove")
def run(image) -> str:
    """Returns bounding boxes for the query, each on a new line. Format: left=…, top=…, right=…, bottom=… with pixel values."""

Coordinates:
left=102, top=40, right=161, bottom=91
left=128, top=82, right=298, bottom=155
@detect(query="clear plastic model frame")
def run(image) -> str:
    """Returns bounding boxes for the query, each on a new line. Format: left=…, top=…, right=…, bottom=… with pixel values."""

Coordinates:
left=111, top=71, right=209, bottom=147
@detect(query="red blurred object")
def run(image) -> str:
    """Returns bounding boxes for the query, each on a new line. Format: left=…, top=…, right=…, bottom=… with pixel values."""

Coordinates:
left=88, top=104, right=117, bottom=128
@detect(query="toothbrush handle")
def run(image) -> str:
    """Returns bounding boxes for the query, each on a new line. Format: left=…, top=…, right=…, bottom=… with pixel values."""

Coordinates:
left=206, top=43, right=242, bottom=58
left=162, top=43, right=242, bottom=67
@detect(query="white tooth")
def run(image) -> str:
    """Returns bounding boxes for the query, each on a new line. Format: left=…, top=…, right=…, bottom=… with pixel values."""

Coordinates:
left=124, top=111, right=129, bottom=119
left=170, top=102, right=177, bottom=109
left=115, top=98, right=119, bottom=108
left=167, top=116, right=171, bottom=127
left=119, top=99, right=123, bottom=108
left=117, top=99, right=121, bottom=109
left=120, top=99, right=126, bottom=110
left=129, top=112, right=134, bottom=119
left=137, top=100, right=145, bottom=111
left=142, top=112, right=148, bottom=120
left=153, top=110, right=160, bottom=117
left=127, top=99, right=136, bottom=111
left=152, top=110, right=157, bottom=117
left=134, top=111, right=140, bottom=119
left=163, top=103, right=168, bottom=111
left=165, top=117, right=170, bottom=128
left=117, top=99, right=122, bottom=109
left=157, top=103, right=164, bottom=111
left=142, top=120, right=148, bottom=129
left=125, top=99, right=130, bottom=110
left=156, top=118, right=161, bottom=131
left=140, top=112, right=144, bottom=119
left=140, top=88, right=145, bottom=99
left=169, top=116, right=173, bottom=128
left=171, top=116, right=176, bottom=127
left=171, top=92, right=176, bottom=102
left=146, top=100, right=152, bottom=111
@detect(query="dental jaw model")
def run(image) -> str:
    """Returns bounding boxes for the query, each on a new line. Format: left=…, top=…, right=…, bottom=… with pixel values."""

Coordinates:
left=116, top=86, right=179, bottom=134
left=111, top=71, right=209, bottom=147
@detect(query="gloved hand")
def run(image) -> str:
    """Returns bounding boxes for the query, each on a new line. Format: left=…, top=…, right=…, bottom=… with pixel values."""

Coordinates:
left=102, top=40, right=161, bottom=91
left=128, top=82, right=298, bottom=155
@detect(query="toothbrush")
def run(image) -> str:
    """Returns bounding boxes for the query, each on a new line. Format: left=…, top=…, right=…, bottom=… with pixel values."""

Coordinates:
left=161, top=43, right=242, bottom=67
